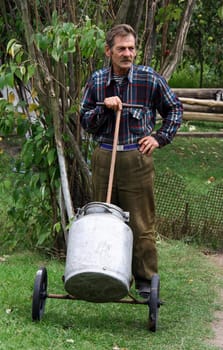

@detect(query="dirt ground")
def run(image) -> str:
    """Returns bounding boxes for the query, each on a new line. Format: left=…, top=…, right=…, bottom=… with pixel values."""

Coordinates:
left=207, top=254, right=223, bottom=349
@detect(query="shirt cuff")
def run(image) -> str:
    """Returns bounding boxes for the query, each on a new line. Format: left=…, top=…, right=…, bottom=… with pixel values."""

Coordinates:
left=153, top=134, right=168, bottom=148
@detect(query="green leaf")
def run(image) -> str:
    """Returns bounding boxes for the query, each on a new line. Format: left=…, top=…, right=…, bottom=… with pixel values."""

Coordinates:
left=6, top=38, right=17, bottom=53
left=218, top=5, right=223, bottom=19
left=0, top=75, right=5, bottom=89
left=51, top=48, right=60, bottom=62
left=41, top=184, right=46, bottom=200
left=51, top=10, right=59, bottom=26
left=37, top=231, right=51, bottom=245
left=5, top=73, right=14, bottom=87
left=2, top=180, right=12, bottom=190
left=47, top=148, right=56, bottom=166
left=54, top=222, right=61, bottom=233
left=20, top=65, right=26, bottom=76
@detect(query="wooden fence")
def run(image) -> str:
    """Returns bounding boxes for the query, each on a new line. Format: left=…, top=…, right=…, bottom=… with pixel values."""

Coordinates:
left=172, top=88, right=223, bottom=137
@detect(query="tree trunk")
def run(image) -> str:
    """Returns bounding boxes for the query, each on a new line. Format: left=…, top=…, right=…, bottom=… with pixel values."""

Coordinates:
left=159, top=0, right=196, bottom=81
left=114, top=0, right=131, bottom=23
left=126, top=0, right=146, bottom=33
left=160, top=0, right=170, bottom=67
left=142, top=0, right=159, bottom=65
left=14, top=0, right=92, bottom=248
left=115, top=0, right=146, bottom=33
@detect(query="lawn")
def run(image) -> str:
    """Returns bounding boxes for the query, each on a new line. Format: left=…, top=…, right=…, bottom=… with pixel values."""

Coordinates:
left=153, top=135, right=223, bottom=194
left=0, top=129, right=223, bottom=349
left=0, top=241, right=223, bottom=350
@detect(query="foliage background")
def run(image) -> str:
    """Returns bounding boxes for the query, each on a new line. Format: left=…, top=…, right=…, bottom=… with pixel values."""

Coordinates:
left=0, top=0, right=223, bottom=251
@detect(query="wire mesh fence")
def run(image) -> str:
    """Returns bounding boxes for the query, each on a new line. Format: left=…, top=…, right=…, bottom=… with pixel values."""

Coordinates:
left=155, top=172, right=223, bottom=249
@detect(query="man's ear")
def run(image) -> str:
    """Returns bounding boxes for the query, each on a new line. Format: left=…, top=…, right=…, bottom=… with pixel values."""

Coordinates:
left=105, top=45, right=111, bottom=58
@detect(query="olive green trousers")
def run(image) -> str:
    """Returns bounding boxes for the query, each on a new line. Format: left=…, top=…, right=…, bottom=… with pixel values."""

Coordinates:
left=91, top=147, right=158, bottom=281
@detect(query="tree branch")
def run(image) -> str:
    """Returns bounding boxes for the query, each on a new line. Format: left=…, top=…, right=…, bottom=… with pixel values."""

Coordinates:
left=159, top=0, right=196, bottom=81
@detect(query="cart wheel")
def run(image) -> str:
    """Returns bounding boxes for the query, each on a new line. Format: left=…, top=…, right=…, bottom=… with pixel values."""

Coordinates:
left=32, top=267, right=48, bottom=321
left=148, top=274, right=160, bottom=332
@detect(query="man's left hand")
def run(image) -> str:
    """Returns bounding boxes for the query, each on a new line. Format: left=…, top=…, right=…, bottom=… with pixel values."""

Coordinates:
left=138, top=136, right=159, bottom=156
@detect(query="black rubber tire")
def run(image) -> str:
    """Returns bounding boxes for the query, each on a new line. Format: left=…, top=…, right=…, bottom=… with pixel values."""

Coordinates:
left=32, top=267, right=48, bottom=321
left=148, top=274, right=160, bottom=332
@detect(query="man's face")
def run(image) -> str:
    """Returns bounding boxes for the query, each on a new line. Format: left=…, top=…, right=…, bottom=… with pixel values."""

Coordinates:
left=105, top=34, right=136, bottom=75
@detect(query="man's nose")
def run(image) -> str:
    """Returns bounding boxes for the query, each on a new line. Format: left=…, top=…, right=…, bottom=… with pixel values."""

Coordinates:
left=123, top=48, right=132, bottom=55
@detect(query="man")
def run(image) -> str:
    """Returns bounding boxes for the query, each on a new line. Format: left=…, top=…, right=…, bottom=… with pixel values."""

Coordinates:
left=80, top=24, right=182, bottom=298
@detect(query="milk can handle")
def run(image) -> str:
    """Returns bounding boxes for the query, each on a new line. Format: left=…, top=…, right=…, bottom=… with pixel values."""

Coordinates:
left=77, top=203, right=113, bottom=216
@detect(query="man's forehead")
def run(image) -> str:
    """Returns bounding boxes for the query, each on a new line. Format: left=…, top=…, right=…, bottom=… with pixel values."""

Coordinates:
left=113, top=34, right=136, bottom=46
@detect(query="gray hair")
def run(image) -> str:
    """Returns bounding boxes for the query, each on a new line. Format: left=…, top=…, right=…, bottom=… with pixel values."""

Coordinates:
left=105, top=24, right=137, bottom=48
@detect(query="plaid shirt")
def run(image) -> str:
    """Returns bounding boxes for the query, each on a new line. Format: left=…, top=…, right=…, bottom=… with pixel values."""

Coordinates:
left=80, top=64, right=183, bottom=147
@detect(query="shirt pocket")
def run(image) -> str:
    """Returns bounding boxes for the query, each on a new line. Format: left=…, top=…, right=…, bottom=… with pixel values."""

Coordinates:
left=129, top=107, right=153, bottom=134
left=95, top=110, right=114, bottom=136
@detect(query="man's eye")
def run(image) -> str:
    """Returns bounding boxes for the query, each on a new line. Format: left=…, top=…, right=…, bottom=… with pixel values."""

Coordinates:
left=118, top=47, right=135, bottom=52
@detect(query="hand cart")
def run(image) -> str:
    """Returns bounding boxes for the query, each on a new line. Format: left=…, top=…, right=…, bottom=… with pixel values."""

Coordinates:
left=32, top=103, right=162, bottom=332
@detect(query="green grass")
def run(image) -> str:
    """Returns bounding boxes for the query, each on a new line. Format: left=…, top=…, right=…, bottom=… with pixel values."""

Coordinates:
left=152, top=133, right=223, bottom=247
left=0, top=241, right=222, bottom=350
left=153, top=135, right=223, bottom=194
left=0, top=135, right=223, bottom=349
left=1, top=131, right=223, bottom=250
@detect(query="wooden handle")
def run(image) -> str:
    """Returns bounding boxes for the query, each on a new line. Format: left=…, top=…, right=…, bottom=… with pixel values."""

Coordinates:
left=106, top=109, right=122, bottom=204
left=96, top=102, right=144, bottom=109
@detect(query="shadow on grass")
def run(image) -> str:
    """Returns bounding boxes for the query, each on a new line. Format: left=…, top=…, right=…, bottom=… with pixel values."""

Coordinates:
left=37, top=299, right=151, bottom=335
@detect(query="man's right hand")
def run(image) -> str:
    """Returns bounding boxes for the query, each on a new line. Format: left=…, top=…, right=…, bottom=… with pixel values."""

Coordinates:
left=104, top=96, right=122, bottom=111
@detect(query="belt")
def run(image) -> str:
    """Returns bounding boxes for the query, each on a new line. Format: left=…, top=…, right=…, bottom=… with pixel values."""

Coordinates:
left=99, top=143, right=139, bottom=151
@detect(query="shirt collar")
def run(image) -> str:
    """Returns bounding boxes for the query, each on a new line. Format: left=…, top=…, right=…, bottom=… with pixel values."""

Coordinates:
left=106, top=65, right=133, bottom=86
